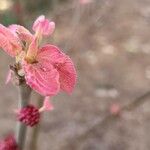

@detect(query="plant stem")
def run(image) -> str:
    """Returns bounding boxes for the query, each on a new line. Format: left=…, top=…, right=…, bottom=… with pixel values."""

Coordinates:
left=16, top=83, right=32, bottom=150
left=29, top=124, right=40, bottom=150
left=29, top=95, right=43, bottom=150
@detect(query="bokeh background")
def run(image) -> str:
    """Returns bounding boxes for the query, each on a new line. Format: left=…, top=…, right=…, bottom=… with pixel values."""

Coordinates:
left=0, top=0, right=150, bottom=149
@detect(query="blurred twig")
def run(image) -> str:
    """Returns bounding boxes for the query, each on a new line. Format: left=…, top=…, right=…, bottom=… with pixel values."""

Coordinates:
left=13, top=0, right=25, bottom=25
left=64, top=0, right=82, bottom=50
left=63, top=0, right=113, bottom=51
left=92, top=0, right=113, bottom=27
left=123, top=91, right=150, bottom=111
left=52, top=0, right=59, bottom=11
left=63, top=90, right=150, bottom=150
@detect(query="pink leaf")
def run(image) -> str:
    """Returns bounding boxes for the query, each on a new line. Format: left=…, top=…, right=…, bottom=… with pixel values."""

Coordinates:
left=57, top=56, right=77, bottom=93
left=23, top=60, right=60, bottom=96
left=79, top=0, right=93, bottom=4
left=43, top=96, right=54, bottom=111
left=0, top=24, right=22, bottom=57
left=9, top=24, right=33, bottom=43
left=110, top=103, right=121, bottom=115
left=38, top=45, right=77, bottom=94
left=33, top=15, right=55, bottom=36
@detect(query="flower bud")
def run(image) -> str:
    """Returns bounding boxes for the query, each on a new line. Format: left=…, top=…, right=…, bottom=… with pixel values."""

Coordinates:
left=17, top=105, right=40, bottom=127
left=0, top=135, right=19, bottom=150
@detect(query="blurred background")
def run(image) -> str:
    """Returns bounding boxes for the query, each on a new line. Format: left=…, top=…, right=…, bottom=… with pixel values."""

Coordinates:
left=0, top=0, right=150, bottom=149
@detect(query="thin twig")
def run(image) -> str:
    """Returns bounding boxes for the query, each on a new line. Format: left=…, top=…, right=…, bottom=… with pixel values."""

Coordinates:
left=123, top=91, right=150, bottom=111
left=63, top=90, right=150, bottom=150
